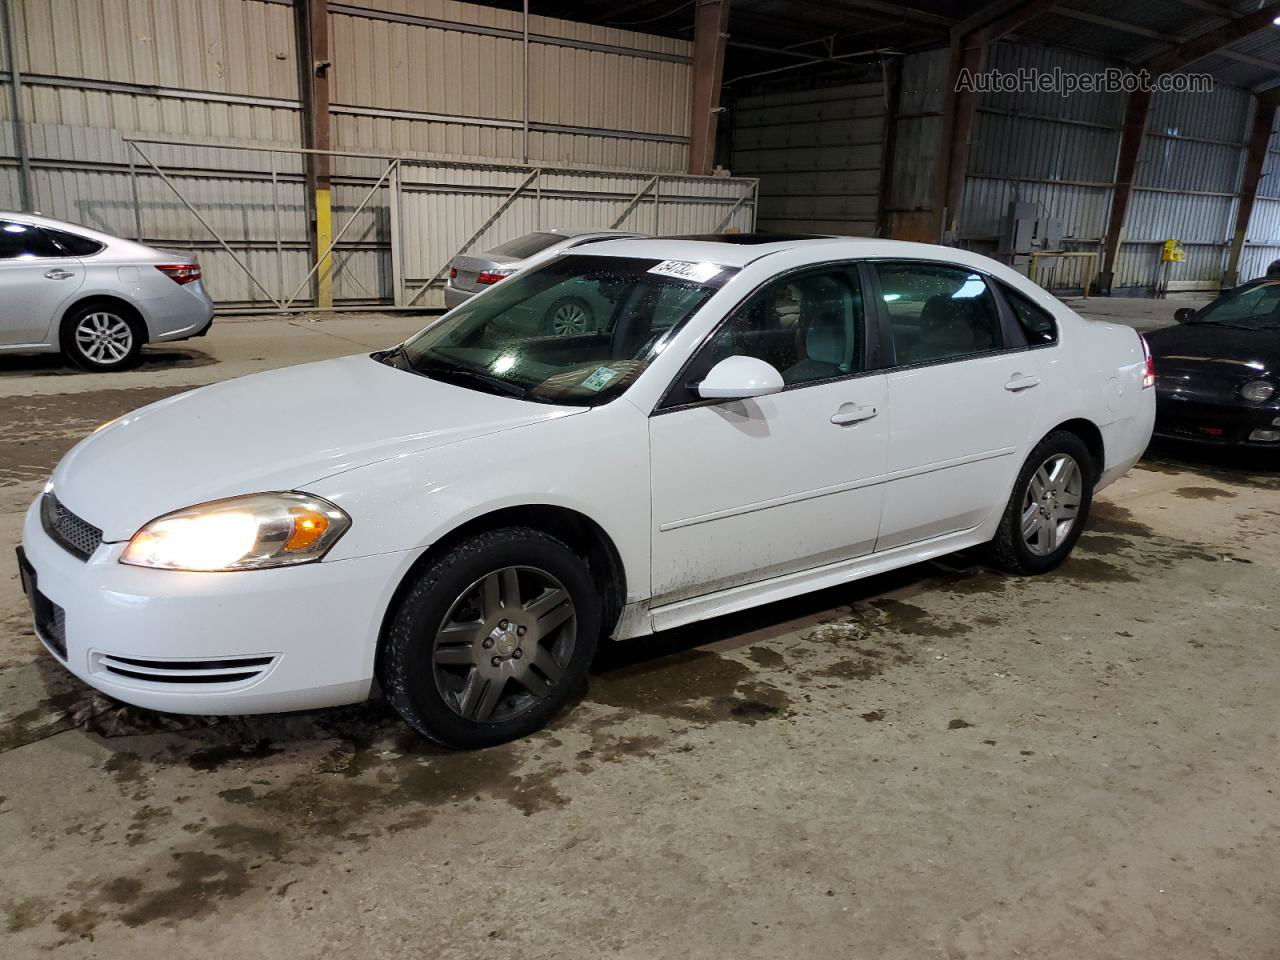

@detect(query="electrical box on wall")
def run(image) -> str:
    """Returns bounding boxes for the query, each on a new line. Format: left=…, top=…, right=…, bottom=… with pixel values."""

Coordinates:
left=998, top=201, right=1065, bottom=273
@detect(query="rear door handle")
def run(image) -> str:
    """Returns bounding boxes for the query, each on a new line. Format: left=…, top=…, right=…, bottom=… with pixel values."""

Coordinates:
left=44, top=269, right=75, bottom=280
left=831, top=404, right=877, bottom=425
left=1005, top=375, right=1041, bottom=392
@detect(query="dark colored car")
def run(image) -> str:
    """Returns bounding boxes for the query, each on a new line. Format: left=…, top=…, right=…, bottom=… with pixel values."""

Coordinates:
left=1146, top=282, right=1280, bottom=447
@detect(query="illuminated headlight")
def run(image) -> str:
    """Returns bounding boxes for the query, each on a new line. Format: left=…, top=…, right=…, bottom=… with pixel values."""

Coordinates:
left=121, top=493, right=350, bottom=571
left=1241, top=380, right=1275, bottom=403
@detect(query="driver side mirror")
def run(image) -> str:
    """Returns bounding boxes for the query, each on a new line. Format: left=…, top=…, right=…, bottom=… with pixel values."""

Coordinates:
left=696, top=355, right=785, bottom=400
left=1174, top=307, right=1196, bottom=324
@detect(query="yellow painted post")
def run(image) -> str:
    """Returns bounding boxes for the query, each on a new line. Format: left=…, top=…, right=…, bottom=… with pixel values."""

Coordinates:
left=315, top=187, right=333, bottom=308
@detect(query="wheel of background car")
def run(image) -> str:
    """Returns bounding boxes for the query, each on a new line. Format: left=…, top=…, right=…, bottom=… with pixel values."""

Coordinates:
left=379, top=527, right=600, bottom=749
left=61, top=304, right=144, bottom=372
left=985, top=430, right=1094, bottom=575
left=544, top=296, right=595, bottom=336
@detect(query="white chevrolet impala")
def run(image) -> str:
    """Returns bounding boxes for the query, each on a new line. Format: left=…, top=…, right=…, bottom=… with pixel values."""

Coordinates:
left=18, top=235, right=1156, bottom=748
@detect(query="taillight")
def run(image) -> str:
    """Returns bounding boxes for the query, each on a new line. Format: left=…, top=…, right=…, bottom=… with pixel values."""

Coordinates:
left=449, top=266, right=458, bottom=280
left=155, top=263, right=201, bottom=285
left=476, top=271, right=510, bottom=285
left=1140, top=334, right=1155, bottom=388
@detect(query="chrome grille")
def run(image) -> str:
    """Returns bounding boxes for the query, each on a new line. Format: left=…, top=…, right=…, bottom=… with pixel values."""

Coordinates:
left=41, top=493, right=103, bottom=561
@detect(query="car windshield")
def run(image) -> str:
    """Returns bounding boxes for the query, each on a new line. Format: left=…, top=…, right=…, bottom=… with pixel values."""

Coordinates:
left=396, top=254, right=735, bottom=406
left=1193, top=282, right=1280, bottom=330
left=486, top=232, right=564, bottom=260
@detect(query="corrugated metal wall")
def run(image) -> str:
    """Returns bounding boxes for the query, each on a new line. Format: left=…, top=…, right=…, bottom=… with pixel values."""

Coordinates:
left=730, top=79, right=886, bottom=236
left=0, top=0, right=752, bottom=307
left=881, top=39, right=1273, bottom=295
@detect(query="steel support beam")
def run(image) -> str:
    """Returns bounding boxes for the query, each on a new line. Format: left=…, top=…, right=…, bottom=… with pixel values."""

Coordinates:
left=1225, top=93, right=1279, bottom=289
left=688, top=0, right=729, bottom=176
left=1097, top=1, right=1280, bottom=293
left=0, top=0, right=32, bottom=211
left=297, top=0, right=334, bottom=307
left=933, top=0, right=1057, bottom=241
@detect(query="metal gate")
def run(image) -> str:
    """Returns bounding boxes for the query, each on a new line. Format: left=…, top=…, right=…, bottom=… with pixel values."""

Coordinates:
left=122, top=137, right=759, bottom=311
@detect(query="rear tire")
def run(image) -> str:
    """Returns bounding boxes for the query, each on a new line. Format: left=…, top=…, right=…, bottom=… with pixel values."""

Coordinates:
left=985, top=430, right=1094, bottom=575
left=380, top=527, right=600, bottom=749
left=61, top=303, right=144, bottom=372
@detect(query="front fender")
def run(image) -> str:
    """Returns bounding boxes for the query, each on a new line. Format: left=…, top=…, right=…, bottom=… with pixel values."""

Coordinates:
left=306, top=401, right=654, bottom=601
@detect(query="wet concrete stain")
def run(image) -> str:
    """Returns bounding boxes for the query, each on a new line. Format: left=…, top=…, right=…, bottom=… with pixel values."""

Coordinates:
left=1054, top=556, right=1140, bottom=584
left=746, top=646, right=787, bottom=669
left=116, top=852, right=253, bottom=928
left=590, top=649, right=790, bottom=727
left=187, top=738, right=281, bottom=772
left=870, top=599, right=972, bottom=638
left=5, top=896, right=51, bottom=933
left=1173, top=486, right=1236, bottom=501
left=0, top=690, right=92, bottom=754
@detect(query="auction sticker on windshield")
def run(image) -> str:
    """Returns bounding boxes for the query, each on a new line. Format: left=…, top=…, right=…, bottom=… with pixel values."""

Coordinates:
left=580, top=366, right=619, bottom=392
left=648, top=260, right=721, bottom=283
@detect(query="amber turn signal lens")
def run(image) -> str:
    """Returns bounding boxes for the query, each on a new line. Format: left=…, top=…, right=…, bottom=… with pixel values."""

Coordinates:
left=284, top=508, right=330, bottom=552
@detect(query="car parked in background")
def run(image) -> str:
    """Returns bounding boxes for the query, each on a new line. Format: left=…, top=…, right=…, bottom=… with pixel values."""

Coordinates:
left=443, top=228, right=645, bottom=332
left=1146, top=283, right=1280, bottom=447
left=0, top=213, right=213, bottom=372
left=20, top=235, right=1154, bottom=749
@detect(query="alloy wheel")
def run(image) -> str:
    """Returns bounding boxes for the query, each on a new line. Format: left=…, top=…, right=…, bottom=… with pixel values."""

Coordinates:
left=550, top=302, right=589, bottom=336
left=431, top=565, right=577, bottom=723
left=75, top=312, right=134, bottom=365
left=1021, top=453, right=1083, bottom=556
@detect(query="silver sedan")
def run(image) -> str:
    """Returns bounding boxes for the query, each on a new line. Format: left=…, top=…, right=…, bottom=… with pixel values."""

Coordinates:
left=0, top=212, right=214, bottom=371
left=443, top=228, right=644, bottom=333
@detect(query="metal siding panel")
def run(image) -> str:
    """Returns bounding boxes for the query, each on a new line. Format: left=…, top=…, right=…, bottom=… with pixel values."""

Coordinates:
left=732, top=81, right=884, bottom=235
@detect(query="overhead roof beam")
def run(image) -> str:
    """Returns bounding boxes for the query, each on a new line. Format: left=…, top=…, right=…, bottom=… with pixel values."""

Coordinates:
left=1142, top=2, right=1280, bottom=74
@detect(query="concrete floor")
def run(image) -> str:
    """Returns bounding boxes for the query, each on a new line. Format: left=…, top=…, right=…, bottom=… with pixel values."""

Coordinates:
left=3, top=300, right=1278, bottom=959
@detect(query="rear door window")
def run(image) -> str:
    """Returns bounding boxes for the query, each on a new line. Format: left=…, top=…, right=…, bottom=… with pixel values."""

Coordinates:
left=874, top=262, right=1003, bottom=366
left=44, top=228, right=105, bottom=257
left=1000, top=283, right=1058, bottom=345
left=0, top=221, right=66, bottom=260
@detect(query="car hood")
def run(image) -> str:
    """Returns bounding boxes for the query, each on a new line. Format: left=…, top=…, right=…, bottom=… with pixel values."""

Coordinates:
left=51, top=354, right=582, bottom=542
left=1146, top=324, right=1280, bottom=377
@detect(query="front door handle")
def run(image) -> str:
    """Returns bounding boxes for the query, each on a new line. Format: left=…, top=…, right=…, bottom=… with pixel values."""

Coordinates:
left=44, top=269, right=75, bottom=280
left=831, top=404, right=877, bottom=425
left=1005, top=375, right=1041, bottom=392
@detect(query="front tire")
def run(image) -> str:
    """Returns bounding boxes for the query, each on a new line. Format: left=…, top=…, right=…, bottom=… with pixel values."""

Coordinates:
left=985, top=431, right=1094, bottom=575
left=61, top=304, right=144, bottom=372
left=380, top=527, right=600, bottom=749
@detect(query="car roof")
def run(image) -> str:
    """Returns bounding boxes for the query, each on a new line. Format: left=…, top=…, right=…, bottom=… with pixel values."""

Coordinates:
left=566, top=233, right=921, bottom=269
left=0, top=211, right=117, bottom=241
left=542, top=228, right=644, bottom=239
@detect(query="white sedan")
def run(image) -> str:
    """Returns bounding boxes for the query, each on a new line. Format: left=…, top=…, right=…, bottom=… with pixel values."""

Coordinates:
left=18, top=235, right=1156, bottom=748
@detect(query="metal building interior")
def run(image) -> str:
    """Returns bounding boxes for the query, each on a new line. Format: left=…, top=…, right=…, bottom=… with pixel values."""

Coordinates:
left=5, top=0, right=1280, bottom=306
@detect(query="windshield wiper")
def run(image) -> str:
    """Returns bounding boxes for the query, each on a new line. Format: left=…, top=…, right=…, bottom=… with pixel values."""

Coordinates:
left=415, top=362, right=529, bottom=399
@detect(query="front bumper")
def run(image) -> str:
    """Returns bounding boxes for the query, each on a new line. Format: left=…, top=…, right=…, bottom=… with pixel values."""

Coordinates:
left=1153, top=391, right=1280, bottom=447
left=19, top=495, right=420, bottom=715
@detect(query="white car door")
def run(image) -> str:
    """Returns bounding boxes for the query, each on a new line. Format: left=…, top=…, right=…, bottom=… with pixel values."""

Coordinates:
left=0, top=220, right=86, bottom=346
left=648, top=263, right=889, bottom=605
left=869, top=260, right=1045, bottom=551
